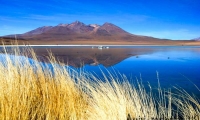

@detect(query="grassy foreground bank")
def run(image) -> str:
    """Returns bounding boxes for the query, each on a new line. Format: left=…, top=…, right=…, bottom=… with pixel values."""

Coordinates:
left=0, top=46, right=199, bottom=120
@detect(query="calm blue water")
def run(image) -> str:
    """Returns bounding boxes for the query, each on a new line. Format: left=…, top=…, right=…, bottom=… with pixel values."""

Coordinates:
left=73, top=46, right=200, bottom=96
left=1, top=46, right=200, bottom=97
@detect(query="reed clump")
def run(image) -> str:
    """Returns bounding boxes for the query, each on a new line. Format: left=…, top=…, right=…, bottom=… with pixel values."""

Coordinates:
left=0, top=46, right=199, bottom=120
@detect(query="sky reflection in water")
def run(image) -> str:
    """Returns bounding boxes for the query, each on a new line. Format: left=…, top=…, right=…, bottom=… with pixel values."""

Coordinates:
left=80, top=46, right=200, bottom=97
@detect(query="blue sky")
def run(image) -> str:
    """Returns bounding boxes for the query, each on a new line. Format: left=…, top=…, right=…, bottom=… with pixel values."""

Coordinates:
left=0, top=0, right=200, bottom=40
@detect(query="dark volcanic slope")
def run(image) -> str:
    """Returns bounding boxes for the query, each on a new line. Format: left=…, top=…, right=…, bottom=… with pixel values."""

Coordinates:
left=98, top=22, right=129, bottom=35
left=1, top=21, right=199, bottom=45
left=24, top=26, right=53, bottom=35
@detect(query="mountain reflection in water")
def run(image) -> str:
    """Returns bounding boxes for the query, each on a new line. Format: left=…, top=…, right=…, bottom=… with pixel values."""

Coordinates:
left=33, top=47, right=155, bottom=68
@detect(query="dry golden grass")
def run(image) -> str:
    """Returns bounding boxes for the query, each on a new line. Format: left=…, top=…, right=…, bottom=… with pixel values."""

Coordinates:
left=0, top=46, right=199, bottom=120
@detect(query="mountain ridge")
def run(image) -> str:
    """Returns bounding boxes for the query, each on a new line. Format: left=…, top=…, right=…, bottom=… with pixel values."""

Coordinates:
left=1, top=21, right=200, bottom=45
left=2, top=21, right=147, bottom=39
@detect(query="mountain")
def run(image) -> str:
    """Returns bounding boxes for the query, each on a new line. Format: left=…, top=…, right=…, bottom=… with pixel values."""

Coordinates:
left=97, top=22, right=128, bottom=35
left=1, top=21, right=199, bottom=45
left=24, top=26, right=53, bottom=35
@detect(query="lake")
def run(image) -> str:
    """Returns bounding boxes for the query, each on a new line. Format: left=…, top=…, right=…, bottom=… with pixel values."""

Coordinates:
left=1, top=46, right=200, bottom=97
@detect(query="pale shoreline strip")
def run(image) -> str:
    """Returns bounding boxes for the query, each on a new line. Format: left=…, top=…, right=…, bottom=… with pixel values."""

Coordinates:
left=0, top=44, right=198, bottom=47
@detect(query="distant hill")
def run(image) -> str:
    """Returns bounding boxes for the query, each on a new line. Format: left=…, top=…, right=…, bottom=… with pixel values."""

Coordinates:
left=193, top=37, right=200, bottom=41
left=1, top=21, right=199, bottom=45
